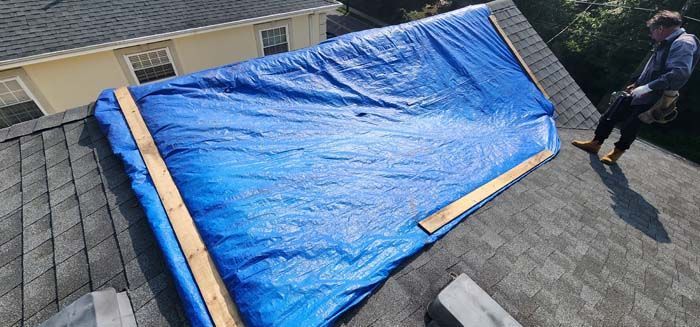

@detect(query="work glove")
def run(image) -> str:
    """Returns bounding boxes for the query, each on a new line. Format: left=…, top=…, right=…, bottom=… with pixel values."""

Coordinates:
left=630, top=84, right=652, bottom=98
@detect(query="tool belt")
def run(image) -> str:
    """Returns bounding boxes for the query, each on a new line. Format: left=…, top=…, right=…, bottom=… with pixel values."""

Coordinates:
left=637, top=90, right=679, bottom=124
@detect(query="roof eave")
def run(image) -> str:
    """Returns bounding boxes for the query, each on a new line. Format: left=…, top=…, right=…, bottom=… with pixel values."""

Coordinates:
left=0, top=2, right=342, bottom=71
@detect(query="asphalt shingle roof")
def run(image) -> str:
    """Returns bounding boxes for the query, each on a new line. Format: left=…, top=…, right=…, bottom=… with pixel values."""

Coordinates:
left=0, top=0, right=337, bottom=63
left=0, top=105, right=186, bottom=326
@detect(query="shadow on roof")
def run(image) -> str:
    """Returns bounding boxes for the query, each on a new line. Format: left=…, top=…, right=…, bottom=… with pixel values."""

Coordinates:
left=588, top=154, right=670, bottom=243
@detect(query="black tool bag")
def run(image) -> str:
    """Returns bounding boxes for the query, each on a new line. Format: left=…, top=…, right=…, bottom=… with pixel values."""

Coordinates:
left=603, top=91, right=633, bottom=121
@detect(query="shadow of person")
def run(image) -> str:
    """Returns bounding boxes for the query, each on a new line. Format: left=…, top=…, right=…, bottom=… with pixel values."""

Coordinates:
left=588, top=153, right=670, bottom=243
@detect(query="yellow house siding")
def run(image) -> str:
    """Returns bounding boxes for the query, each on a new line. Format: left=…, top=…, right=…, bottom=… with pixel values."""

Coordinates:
left=11, top=12, right=333, bottom=114
left=173, top=25, right=260, bottom=74
left=291, top=15, right=311, bottom=51
left=23, top=51, right=127, bottom=114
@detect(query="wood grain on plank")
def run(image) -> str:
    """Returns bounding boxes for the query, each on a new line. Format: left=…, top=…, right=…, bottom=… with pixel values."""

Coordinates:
left=419, top=150, right=553, bottom=234
left=489, top=15, right=551, bottom=99
left=114, top=87, right=243, bottom=327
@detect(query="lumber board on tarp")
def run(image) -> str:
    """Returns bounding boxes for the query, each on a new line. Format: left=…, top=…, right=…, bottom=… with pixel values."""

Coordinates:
left=489, top=15, right=550, bottom=100
left=419, top=150, right=553, bottom=234
left=114, top=87, right=243, bottom=327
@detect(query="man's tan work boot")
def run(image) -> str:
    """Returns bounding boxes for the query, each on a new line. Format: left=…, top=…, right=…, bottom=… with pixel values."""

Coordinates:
left=571, top=139, right=602, bottom=154
left=600, top=148, right=625, bottom=165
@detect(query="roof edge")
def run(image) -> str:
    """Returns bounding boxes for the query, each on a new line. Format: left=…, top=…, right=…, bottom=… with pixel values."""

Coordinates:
left=0, top=2, right=342, bottom=71
left=0, top=103, right=95, bottom=143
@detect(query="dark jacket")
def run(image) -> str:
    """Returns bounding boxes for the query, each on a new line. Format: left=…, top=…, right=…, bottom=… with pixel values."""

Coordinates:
left=633, top=28, right=700, bottom=105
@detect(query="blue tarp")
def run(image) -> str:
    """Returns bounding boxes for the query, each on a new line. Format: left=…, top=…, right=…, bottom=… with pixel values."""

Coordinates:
left=95, top=4, right=559, bottom=326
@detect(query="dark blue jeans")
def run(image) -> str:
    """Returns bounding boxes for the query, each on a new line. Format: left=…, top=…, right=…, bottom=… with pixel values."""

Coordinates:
left=594, top=96, right=652, bottom=151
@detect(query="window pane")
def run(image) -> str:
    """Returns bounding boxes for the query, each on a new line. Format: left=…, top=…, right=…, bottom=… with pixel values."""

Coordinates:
left=263, top=43, right=289, bottom=56
left=134, top=63, right=176, bottom=83
left=262, top=27, right=287, bottom=47
left=5, top=80, right=22, bottom=91
left=0, top=93, right=18, bottom=106
left=128, top=49, right=176, bottom=84
left=0, top=101, right=43, bottom=128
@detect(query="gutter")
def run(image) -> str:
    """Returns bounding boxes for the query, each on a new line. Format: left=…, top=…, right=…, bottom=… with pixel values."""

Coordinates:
left=0, top=3, right=342, bottom=71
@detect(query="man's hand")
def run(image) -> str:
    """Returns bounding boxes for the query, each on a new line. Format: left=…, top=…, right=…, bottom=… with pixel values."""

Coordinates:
left=625, top=84, right=636, bottom=93
left=631, top=84, right=652, bottom=98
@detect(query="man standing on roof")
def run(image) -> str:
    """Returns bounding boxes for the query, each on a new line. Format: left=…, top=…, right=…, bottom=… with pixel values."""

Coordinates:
left=572, top=10, right=699, bottom=165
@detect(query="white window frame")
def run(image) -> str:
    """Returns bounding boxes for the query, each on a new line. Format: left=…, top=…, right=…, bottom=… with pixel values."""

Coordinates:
left=0, top=76, right=47, bottom=115
left=123, top=47, right=179, bottom=85
left=258, top=25, right=290, bottom=56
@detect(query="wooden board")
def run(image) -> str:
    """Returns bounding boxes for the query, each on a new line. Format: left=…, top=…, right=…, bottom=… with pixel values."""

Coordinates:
left=488, top=15, right=550, bottom=100
left=419, top=150, right=553, bottom=234
left=114, top=87, right=243, bottom=327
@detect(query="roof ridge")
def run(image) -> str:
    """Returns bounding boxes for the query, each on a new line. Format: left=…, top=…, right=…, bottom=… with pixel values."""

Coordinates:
left=0, top=103, right=95, bottom=143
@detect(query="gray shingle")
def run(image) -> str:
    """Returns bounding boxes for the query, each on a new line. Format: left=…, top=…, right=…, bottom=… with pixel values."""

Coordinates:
left=124, top=246, right=166, bottom=289
left=22, top=177, right=47, bottom=204
left=133, top=285, right=185, bottom=326
left=41, top=128, right=66, bottom=149
left=44, top=142, right=69, bottom=168
left=82, top=206, right=114, bottom=250
left=24, top=301, right=57, bottom=327
left=78, top=184, right=107, bottom=218
left=6, top=120, right=37, bottom=140
left=74, top=169, right=102, bottom=195
left=0, top=128, right=9, bottom=143
left=46, top=159, right=73, bottom=191
left=70, top=152, right=98, bottom=179
left=23, top=268, right=56, bottom=319
left=62, top=106, right=91, bottom=124
left=58, top=283, right=90, bottom=310
left=50, top=195, right=81, bottom=236
left=20, top=149, right=45, bottom=174
left=22, top=193, right=50, bottom=228
left=19, top=135, right=43, bottom=159
left=0, top=210, right=22, bottom=246
left=1, top=0, right=336, bottom=62
left=0, top=183, right=21, bottom=219
left=23, top=214, right=51, bottom=253
left=68, top=142, right=95, bottom=163
left=56, top=250, right=90, bottom=299
left=129, top=272, right=170, bottom=310
left=23, top=239, right=53, bottom=283
left=63, top=123, right=89, bottom=146
left=0, top=163, right=21, bottom=193
left=0, top=286, right=21, bottom=325
left=117, top=219, right=155, bottom=263
left=21, top=166, right=46, bottom=191
left=0, top=257, right=22, bottom=297
left=34, top=112, right=66, bottom=132
left=54, top=223, right=85, bottom=264
left=48, top=181, right=76, bottom=208
left=0, top=235, right=21, bottom=268
left=87, top=236, right=123, bottom=288
left=0, top=141, right=20, bottom=172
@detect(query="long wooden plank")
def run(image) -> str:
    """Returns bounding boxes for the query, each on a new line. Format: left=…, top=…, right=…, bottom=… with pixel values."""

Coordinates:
left=488, top=15, right=550, bottom=100
left=419, top=150, right=553, bottom=234
left=114, top=87, right=243, bottom=327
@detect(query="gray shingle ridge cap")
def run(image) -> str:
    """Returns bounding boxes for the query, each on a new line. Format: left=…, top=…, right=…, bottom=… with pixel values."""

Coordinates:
left=0, top=103, right=95, bottom=143
left=0, top=1, right=343, bottom=68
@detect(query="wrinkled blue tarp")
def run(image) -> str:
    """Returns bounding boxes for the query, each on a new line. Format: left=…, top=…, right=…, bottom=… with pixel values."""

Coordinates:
left=95, top=4, right=559, bottom=327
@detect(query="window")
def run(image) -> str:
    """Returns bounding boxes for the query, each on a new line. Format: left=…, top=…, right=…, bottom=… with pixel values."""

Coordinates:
left=125, top=48, right=177, bottom=84
left=260, top=26, right=290, bottom=56
left=0, top=78, right=44, bottom=128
